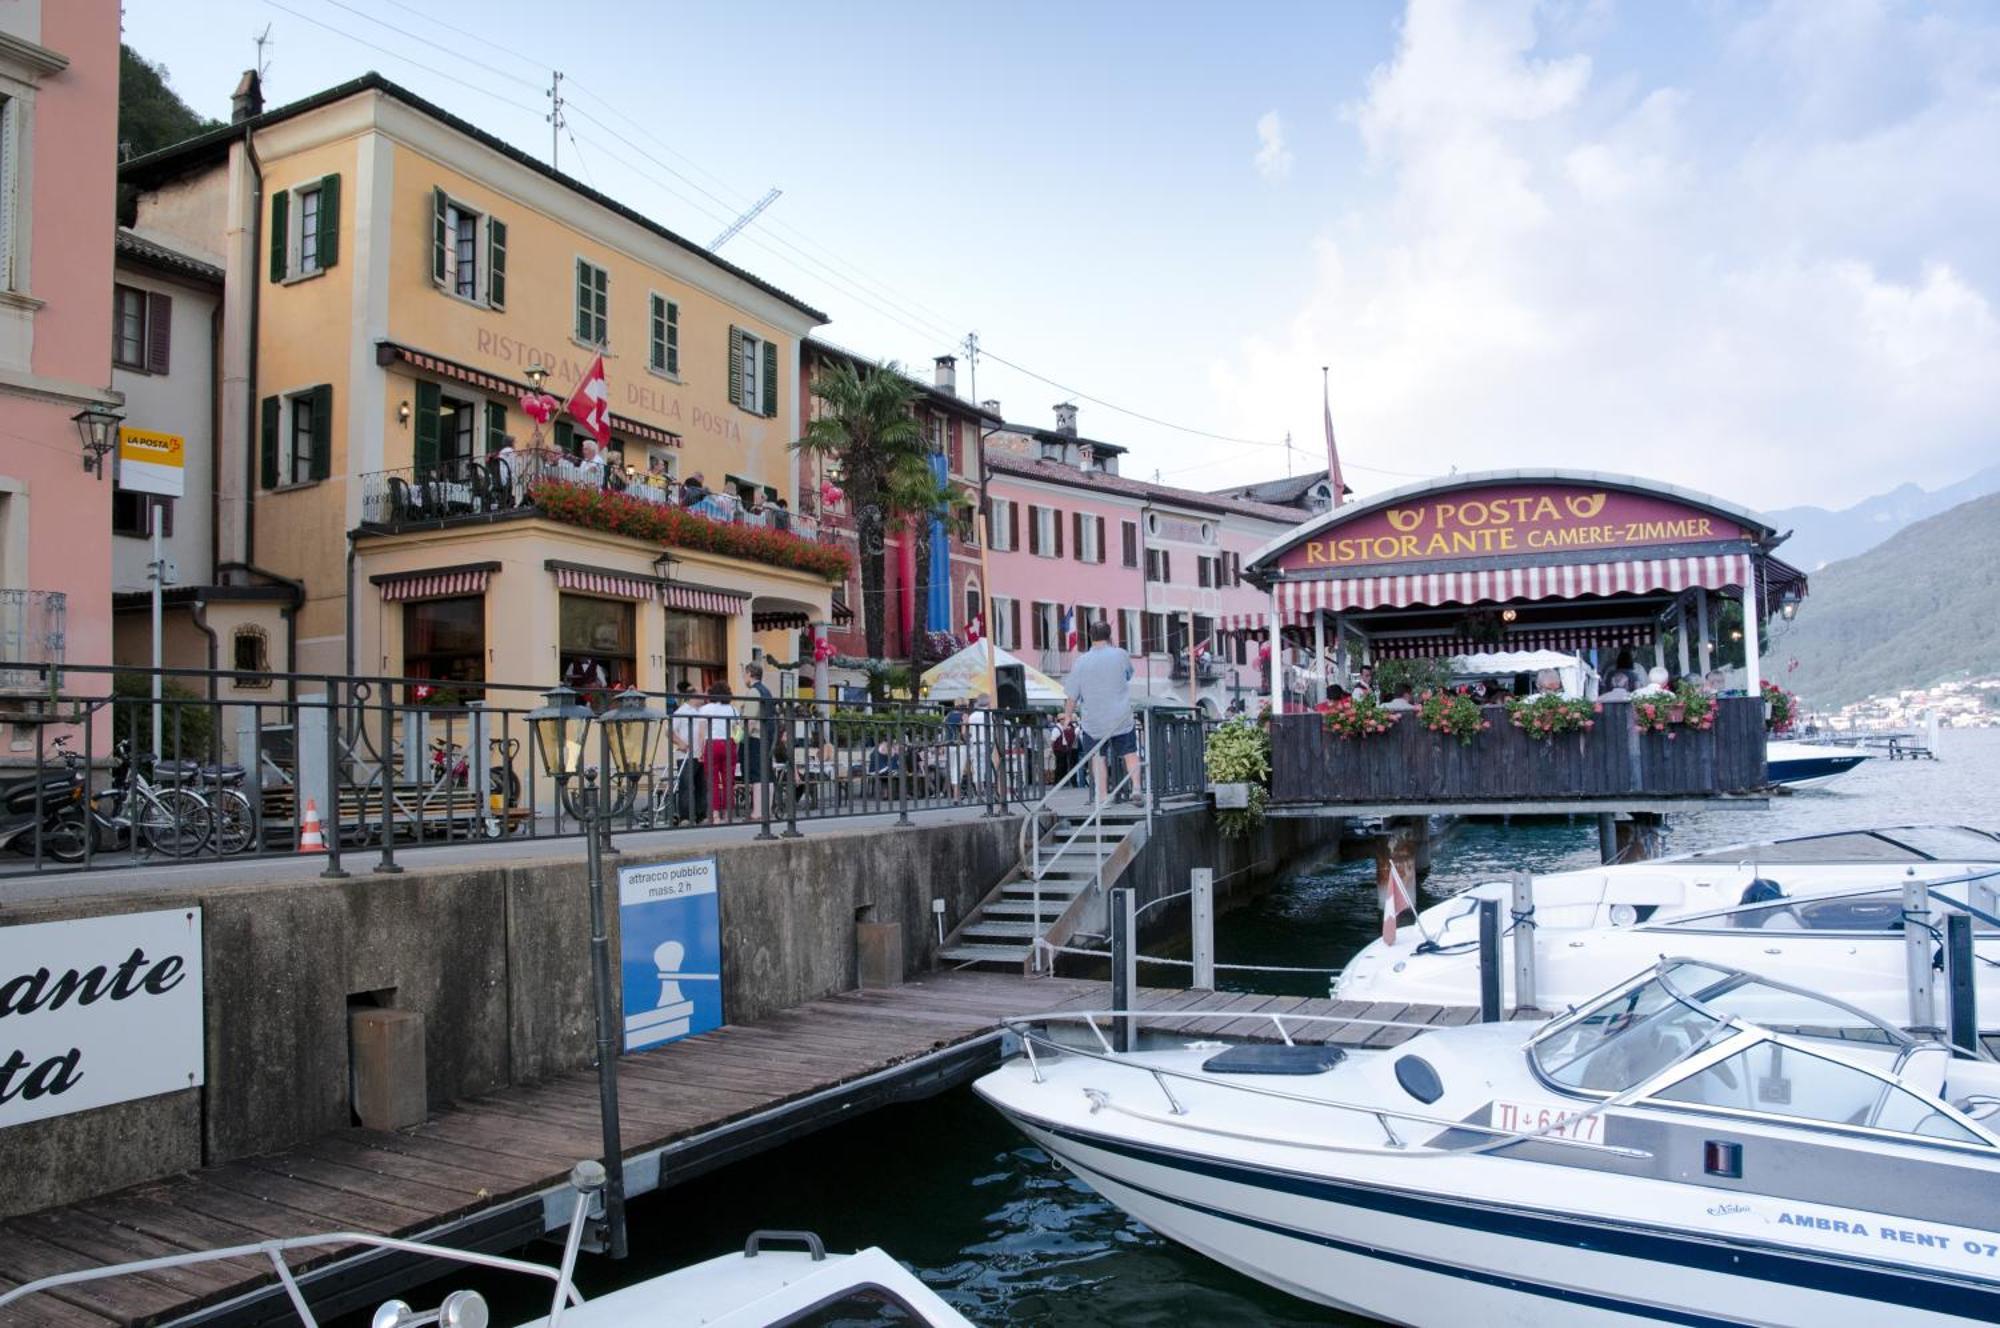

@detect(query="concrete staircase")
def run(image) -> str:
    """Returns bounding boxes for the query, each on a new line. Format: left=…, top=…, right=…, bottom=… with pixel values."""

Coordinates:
left=940, top=799, right=1149, bottom=970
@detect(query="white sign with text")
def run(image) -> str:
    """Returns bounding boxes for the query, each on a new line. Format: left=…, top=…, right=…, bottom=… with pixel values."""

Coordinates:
left=0, top=908, right=205, bottom=1128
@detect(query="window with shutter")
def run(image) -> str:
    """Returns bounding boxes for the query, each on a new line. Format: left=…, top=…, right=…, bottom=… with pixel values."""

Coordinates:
left=1162, top=551, right=1173, bottom=583
left=145, top=291, right=171, bottom=374
left=575, top=259, right=609, bottom=345
left=1009, top=500, right=1020, bottom=553
left=259, top=395, right=279, bottom=488
left=648, top=294, right=680, bottom=375
left=1122, top=520, right=1139, bottom=567
left=1072, top=512, right=1083, bottom=560
left=309, top=385, right=333, bottom=480
left=296, top=185, right=323, bottom=275
left=316, top=174, right=340, bottom=268
left=486, top=217, right=506, bottom=308
left=111, top=284, right=145, bottom=369
left=1096, top=516, right=1107, bottom=566
left=485, top=400, right=508, bottom=454
left=413, top=381, right=441, bottom=470
left=1009, top=599, right=1021, bottom=651
left=727, top=323, right=744, bottom=406
left=430, top=187, right=448, bottom=286
left=761, top=340, right=778, bottom=418
left=1052, top=507, right=1064, bottom=557
left=269, top=189, right=288, bottom=283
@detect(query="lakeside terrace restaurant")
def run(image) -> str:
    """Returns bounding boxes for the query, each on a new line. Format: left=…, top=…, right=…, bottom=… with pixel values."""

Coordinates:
left=1225, top=470, right=1808, bottom=811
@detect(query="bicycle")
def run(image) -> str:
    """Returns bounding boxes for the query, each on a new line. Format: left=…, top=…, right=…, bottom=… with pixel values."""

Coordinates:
left=420, top=734, right=523, bottom=838
left=155, top=756, right=258, bottom=855
left=45, top=738, right=214, bottom=862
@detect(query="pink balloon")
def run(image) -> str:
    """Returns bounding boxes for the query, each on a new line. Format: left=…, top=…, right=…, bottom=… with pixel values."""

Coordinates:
left=520, top=392, right=556, bottom=424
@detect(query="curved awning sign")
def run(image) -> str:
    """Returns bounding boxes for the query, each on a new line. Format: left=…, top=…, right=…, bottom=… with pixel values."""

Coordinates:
left=1275, top=481, right=1757, bottom=574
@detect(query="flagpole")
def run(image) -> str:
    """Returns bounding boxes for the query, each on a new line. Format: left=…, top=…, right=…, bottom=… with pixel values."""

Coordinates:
left=1322, top=365, right=1344, bottom=507
left=977, top=507, right=999, bottom=707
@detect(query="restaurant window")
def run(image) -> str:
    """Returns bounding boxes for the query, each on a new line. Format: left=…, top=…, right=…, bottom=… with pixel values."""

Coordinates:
left=575, top=258, right=610, bottom=346
left=560, top=594, right=638, bottom=702
left=403, top=596, right=486, bottom=702
left=649, top=293, right=680, bottom=376
left=665, top=610, right=728, bottom=693
left=1121, top=520, right=1139, bottom=567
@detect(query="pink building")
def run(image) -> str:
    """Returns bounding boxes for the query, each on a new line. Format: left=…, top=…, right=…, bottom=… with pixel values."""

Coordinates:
left=0, top=0, right=121, bottom=748
left=981, top=405, right=1312, bottom=715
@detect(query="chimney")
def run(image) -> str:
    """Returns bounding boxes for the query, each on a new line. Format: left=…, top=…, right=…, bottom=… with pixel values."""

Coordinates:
left=980, top=399, right=1001, bottom=418
left=231, top=70, right=264, bottom=124
left=933, top=354, right=957, bottom=395
left=1053, top=401, right=1078, bottom=437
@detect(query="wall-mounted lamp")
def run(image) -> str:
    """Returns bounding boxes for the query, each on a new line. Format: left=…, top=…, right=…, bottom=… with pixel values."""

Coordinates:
left=526, top=361, right=549, bottom=393
left=397, top=400, right=412, bottom=427
left=72, top=406, right=124, bottom=478
left=1500, top=607, right=1518, bottom=623
left=1778, top=587, right=1802, bottom=621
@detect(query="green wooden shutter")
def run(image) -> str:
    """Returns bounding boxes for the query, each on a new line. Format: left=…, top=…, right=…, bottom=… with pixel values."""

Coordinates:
left=316, top=174, right=340, bottom=268
left=268, top=189, right=288, bottom=282
left=310, top=384, right=333, bottom=479
left=554, top=420, right=578, bottom=457
left=431, top=187, right=448, bottom=286
left=487, top=217, right=507, bottom=309
left=649, top=294, right=665, bottom=372
left=259, top=395, right=280, bottom=488
left=761, top=340, right=778, bottom=418
left=484, top=400, right=508, bottom=454
left=727, top=325, right=744, bottom=406
left=665, top=301, right=679, bottom=375
left=413, top=381, right=441, bottom=470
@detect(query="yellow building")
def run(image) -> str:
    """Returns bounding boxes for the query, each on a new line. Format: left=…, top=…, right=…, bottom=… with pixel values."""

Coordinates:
left=121, top=73, right=835, bottom=706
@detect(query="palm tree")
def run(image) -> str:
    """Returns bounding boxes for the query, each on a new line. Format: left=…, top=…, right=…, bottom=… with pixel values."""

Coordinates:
left=792, top=360, right=924, bottom=661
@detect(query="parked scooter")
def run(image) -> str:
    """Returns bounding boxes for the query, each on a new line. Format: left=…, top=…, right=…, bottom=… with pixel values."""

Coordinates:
left=0, top=746, right=83, bottom=860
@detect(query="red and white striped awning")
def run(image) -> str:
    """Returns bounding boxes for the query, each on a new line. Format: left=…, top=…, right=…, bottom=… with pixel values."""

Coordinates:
left=752, top=611, right=812, bottom=631
left=661, top=583, right=749, bottom=616
left=553, top=566, right=658, bottom=601
left=375, top=566, right=494, bottom=602
left=1219, top=553, right=1752, bottom=630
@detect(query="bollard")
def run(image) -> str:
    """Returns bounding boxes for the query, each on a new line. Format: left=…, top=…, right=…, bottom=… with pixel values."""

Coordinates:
left=1903, top=876, right=1939, bottom=1036
left=1597, top=813, right=1618, bottom=865
left=1477, top=897, right=1501, bottom=1022
left=1509, top=872, right=1536, bottom=1013
left=1947, top=913, right=1978, bottom=1056
left=1110, top=885, right=1137, bottom=1053
left=1190, top=868, right=1216, bottom=991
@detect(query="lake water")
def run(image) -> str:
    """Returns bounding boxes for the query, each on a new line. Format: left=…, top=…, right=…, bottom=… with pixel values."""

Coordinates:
left=376, top=729, right=1999, bottom=1327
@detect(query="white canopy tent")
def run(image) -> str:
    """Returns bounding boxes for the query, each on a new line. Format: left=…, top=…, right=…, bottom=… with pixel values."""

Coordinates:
left=1448, top=650, right=1592, bottom=699
left=920, top=643, right=1067, bottom=705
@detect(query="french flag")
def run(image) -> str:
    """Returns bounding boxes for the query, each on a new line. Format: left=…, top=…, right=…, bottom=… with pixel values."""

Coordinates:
left=1063, top=608, right=1078, bottom=652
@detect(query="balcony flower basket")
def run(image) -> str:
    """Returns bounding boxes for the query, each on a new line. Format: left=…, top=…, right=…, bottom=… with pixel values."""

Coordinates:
left=1205, top=717, right=1270, bottom=839
left=1417, top=689, right=1489, bottom=746
left=1634, top=682, right=1716, bottom=738
left=1318, top=692, right=1402, bottom=739
left=1505, top=692, right=1597, bottom=740
left=528, top=479, right=852, bottom=581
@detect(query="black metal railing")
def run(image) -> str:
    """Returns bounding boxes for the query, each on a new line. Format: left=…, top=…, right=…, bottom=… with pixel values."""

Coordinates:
left=1146, top=708, right=1210, bottom=806
left=0, top=662, right=1053, bottom=879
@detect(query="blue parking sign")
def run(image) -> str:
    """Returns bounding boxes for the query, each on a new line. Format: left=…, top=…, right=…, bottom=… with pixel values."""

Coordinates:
left=618, top=857, right=724, bottom=1052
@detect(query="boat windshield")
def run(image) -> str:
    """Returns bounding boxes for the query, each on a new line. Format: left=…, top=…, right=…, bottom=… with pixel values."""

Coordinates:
left=1531, top=962, right=1904, bottom=1094
left=1664, top=883, right=2000, bottom=933
left=1875, top=827, right=2000, bottom=861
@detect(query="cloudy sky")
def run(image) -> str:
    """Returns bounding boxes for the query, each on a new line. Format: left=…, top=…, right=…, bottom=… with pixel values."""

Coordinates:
left=121, top=0, right=1999, bottom=509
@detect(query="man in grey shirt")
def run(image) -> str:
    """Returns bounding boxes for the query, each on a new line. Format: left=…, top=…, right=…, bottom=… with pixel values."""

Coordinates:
left=1064, top=621, right=1140, bottom=802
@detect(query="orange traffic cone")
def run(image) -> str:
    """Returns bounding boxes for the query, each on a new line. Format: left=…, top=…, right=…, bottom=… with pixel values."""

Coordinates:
left=297, top=798, right=326, bottom=854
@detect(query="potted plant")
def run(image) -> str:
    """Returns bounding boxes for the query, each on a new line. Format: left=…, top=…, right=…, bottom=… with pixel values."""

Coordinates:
left=1505, top=693, right=1598, bottom=739
left=1319, top=692, right=1403, bottom=739
left=1205, top=717, right=1270, bottom=838
left=1417, top=688, right=1489, bottom=745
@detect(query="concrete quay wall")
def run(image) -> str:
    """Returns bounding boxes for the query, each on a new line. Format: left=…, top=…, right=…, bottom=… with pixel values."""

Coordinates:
left=0, top=817, right=1017, bottom=1218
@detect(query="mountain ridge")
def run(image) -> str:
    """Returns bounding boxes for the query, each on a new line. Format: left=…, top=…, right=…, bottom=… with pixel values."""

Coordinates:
left=1770, top=492, right=2000, bottom=710
left=1763, top=462, right=2000, bottom=572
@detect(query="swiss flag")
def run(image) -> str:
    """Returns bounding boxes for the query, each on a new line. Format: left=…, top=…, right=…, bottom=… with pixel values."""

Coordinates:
left=566, top=354, right=611, bottom=445
left=966, top=615, right=983, bottom=644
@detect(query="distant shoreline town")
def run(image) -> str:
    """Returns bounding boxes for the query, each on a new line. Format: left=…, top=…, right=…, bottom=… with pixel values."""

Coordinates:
left=1812, top=676, right=2000, bottom=732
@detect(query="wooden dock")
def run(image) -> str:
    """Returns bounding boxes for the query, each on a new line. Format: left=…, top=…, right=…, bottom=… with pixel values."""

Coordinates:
left=0, top=975, right=1475, bottom=1327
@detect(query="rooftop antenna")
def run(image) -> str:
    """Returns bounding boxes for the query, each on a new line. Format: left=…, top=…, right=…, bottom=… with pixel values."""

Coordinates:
left=1284, top=430, right=1294, bottom=478
left=963, top=331, right=980, bottom=405
left=547, top=70, right=565, bottom=169
left=710, top=188, right=782, bottom=251
left=253, top=23, right=273, bottom=82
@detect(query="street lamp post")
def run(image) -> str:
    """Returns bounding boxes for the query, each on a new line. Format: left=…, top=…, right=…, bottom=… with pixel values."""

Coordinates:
left=526, top=685, right=665, bottom=1261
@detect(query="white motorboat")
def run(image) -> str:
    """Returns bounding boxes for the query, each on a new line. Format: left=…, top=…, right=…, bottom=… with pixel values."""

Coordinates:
left=0, top=1162, right=974, bottom=1328
left=1767, top=739, right=1873, bottom=789
left=976, top=960, right=2000, bottom=1326
left=1336, top=824, right=2000, bottom=1023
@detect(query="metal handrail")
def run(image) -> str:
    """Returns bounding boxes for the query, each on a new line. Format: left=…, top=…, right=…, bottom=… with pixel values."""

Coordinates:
left=1017, top=728, right=1139, bottom=968
left=1000, top=1008, right=1651, bottom=1160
